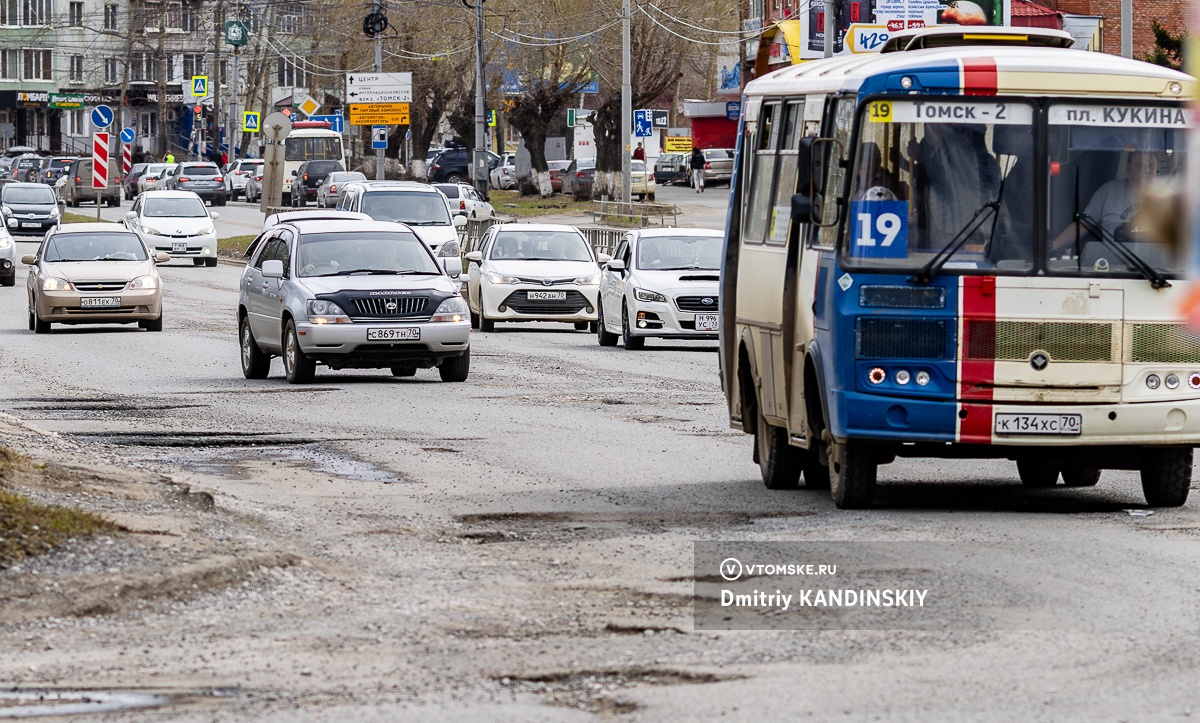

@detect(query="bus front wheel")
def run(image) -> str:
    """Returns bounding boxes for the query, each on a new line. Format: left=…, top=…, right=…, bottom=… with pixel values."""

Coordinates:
left=1140, top=448, right=1192, bottom=507
left=829, top=442, right=876, bottom=509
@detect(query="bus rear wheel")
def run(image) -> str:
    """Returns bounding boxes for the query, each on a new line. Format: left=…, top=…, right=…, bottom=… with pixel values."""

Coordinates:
left=829, top=442, right=876, bottom=509
left=755, top=408, right=804, bottom=490
left=1140, top=448, right=1192, bottom=507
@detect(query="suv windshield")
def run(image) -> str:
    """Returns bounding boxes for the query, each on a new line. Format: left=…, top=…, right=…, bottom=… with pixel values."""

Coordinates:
left=1045, top=102, right=1187, bottom=278
left=359, top=191, right=450, bottom=225
left=297, top=231, right=440, bottom=276
left=490, top=230, right=593, bottom=261
left=3, top=186, right=55, bottom=204
left=144, top=197, right=208, bottom=217
left=843, top=99, right=1036, bottom=274
left=43, top=233, right=148, bottom=262
left=637, top=235, right=722, bottom=270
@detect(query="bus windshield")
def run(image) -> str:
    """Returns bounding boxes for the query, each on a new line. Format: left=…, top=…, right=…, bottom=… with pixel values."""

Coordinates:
left=844, top=99, right=1035, bottom=274
left=1045, top=103, right=1187, bottom=278
left=285, top=136, right=343, bottom=162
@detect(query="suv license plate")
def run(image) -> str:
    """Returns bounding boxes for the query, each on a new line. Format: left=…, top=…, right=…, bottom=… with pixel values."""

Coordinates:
left=367, top=327, right=420, bottom=341
left=171, top=242, right=187, bottom=253
left=994, top=413, right=1082, bottom=436
left=528, top=291, right=566, bottom=300
left=80, top=297, right=120, bottom=308
left=695, top=313, right=720, bottom=331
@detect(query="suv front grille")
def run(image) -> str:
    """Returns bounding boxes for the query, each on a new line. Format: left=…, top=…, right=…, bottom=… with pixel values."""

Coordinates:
left=676, top=295, right=719, bottom=312
left=352, top=296, right=429, bottom=317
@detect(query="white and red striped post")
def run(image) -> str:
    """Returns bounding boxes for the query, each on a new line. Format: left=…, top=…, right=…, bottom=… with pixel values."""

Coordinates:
left=121, top=141, right=132, bottom=177
left=92, top=132, right=109, bottom=220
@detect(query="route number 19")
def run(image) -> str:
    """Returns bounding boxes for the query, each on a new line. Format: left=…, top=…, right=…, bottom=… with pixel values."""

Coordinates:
left=849, top=200, right=908, bottom=259
left=868, top=101, right=892, bottom=123
left=856, top=212, right=902, bottom=247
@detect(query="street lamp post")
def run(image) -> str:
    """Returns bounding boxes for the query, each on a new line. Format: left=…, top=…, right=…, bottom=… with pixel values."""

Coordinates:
left=465, top=0, right=488, bottom=200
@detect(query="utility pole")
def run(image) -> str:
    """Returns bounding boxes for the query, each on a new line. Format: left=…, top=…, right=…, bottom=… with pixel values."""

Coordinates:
left=155, top=8, right=167, bottom=158
left=473, top=0, right=487, bottom=199
left=620, top=0, right=631, bottom=204
left=1120, top=0, right=1132, bottom=57
left=824, top=0, right=835, bottom=58
left=373, top=0, right=384, bottom=180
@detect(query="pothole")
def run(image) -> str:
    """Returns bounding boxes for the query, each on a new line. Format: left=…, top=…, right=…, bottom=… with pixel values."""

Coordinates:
left=0, top=689, right=174, bottom=717
left=70, top=432, right=324, bottom=448
left=496, top=668, right=741, bottom=715
left=453, top=510, right=814, bottom=544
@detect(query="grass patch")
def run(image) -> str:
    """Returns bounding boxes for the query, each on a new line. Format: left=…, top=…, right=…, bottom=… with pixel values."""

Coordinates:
left=219, top=234, right=257, bottom=258
left=63, top=212, right=114, bottom=224
left=489, top=190, right=592, bottom=218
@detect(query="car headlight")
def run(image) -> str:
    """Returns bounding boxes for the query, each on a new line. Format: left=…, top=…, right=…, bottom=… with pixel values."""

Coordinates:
left=307, top=299, right=351, bottom=324
left=142, top=226, right=164, bottom=236
left=487, top=272, right=521, bottom=284
left=1, top=207, right=11, bottom=217
left=49, top=206, right=60, bottom=219
left=197, top=226, right=214, bottom=236
left=574, top=273, right=600, bottom=285
left=127, top=275, right=158, bottom=290
left=430, top=296, right=469, bottom=322
left=0, top=234, right=11, bottom=249
left=438, top=240, right=461, bottom=257
left=634, top=288, right=667, bottom=303
left=42, top=277, right=72, bottom=291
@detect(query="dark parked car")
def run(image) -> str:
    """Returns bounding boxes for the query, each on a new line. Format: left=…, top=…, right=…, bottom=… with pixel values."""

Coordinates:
left=291, top=159, right=345, bottom=207
left=428, top=147, right=499, bottom=183
left=123, top=163, right=150, bottom=200
left=165, top=162, right=227, bottom=204
left=38, top=156, right=77, bottom=185
left=63, top=157, right=122, bottom=207
left=562, top=157, right=596, bottom=200
left=654, top=153, right=689, bottom=185
left=10, top=154, right=45, bottom=183
left=1, top=182, right=60, bottom=235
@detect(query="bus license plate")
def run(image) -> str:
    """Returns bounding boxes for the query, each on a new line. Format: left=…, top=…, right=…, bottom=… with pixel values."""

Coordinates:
left=80, top=297, right=120, bottom=308
left=994, top=413, right=1082, bottom=436
left=172, top=242, right=187, bottom=253
left=695, top=314, right=719, bottom=331
left=528, top=291, right=566, bottom=300
left=367, top=327, right=420, bottom=341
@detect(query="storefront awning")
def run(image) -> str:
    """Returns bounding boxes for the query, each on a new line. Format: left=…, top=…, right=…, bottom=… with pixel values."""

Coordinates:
left=754, top=20, right=802, bottom=79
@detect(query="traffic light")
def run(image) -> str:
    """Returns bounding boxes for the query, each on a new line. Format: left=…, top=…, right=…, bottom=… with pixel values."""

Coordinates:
left=193, top=104, right=202, bottom=116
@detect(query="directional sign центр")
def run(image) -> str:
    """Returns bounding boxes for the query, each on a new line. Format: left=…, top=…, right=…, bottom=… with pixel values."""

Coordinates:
left=346, top=72, right=413, bottom=103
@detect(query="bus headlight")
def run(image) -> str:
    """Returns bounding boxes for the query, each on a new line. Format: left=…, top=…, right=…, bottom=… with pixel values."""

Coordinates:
left=915, top=371, right=931, bottom=386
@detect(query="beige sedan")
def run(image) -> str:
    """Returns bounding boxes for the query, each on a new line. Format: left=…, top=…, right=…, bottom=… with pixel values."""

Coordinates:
left=631, top=160, right=656, bottom=201
left=25, top=223, right=169, bottom=333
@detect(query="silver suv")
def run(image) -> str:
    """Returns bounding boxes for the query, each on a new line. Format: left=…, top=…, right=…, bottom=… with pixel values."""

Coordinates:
left=237, top=219, right=472, bottom=384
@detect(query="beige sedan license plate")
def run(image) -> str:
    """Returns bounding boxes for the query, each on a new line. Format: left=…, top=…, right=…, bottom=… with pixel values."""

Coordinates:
left=366, top=327, right=420, bottom=341
left=79, top=297, right=120, bottom=308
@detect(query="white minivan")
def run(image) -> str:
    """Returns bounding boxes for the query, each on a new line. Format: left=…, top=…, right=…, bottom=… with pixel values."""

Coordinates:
left=336, top=181, right=464, bottom=283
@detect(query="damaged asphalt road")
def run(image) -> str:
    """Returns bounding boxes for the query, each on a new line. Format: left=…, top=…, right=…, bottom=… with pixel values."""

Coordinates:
left=0, top=260, right=1199, bottom=720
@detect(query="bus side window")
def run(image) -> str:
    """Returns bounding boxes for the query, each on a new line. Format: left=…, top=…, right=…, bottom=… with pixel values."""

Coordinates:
left=743, top=102, right=782, bottom=246
left=813, top=100, right=854, bottom=249
left=765, top=100, right=805, bottom=246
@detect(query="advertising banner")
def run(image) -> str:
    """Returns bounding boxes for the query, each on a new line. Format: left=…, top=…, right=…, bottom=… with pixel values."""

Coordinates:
left=799, top=0, right=1011, bottom=59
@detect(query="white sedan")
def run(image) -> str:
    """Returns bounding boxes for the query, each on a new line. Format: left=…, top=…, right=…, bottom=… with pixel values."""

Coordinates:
left=596, top=228, right=723, bottom=349
left=464, top=223, right=609, bottom=332
left=434, top=183, right=495, bottom=220
left=123, top=190, right=220, bottom=267
left=489, top=154, right=516, bottom=190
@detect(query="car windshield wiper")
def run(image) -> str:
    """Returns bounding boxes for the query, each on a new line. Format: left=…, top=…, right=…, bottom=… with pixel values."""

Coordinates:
left=316, top=268, right=429, bottom=276
left=910, top=196, right=1001, bottom=285
left=653, top=266, right=719, bottom=271
left=1069, top=168, right=1169, bottom=288
left=403, top=220, right=443, bottom=226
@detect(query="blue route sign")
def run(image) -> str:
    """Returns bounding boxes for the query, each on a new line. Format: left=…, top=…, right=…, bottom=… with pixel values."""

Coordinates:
left=91, top=105, right=114, bottom=129
left=119, top=127, right=135, bottom=144
left=310, top=114, right=344, bottom=133
left=633, top=109, right=652, bottom=138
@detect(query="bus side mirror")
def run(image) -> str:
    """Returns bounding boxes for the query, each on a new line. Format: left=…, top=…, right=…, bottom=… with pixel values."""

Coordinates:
left=791, top=194, right=815, bottom=223
left=796, top=137, right=815, bottom=196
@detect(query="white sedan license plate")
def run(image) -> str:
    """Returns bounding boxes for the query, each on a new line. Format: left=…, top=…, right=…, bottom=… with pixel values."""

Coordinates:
left=367, top=327, right=420, bottom=341
left=80, top=296, right=120, bottom=308
left=994, top=413, right=1082, bottom=436
left=695, top=313, right=720, bottom=331
left=171, top=242, right=187, bottom=253
left=528, top=290, right=566, bottom=301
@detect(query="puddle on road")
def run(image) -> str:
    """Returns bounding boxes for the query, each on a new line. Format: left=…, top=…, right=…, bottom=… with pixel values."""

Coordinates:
left=0, top=689, right=174, bottom=717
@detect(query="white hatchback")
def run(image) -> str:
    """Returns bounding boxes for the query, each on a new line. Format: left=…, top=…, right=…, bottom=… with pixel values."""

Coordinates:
left=464, top=223, right=609, bottom=332
left=596, top=228, right=723, bottom=349
left=124, top=190, right=220, bottom=267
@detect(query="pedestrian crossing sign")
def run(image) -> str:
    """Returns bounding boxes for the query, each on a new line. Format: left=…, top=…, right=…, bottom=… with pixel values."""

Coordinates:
left=189, top=75, right=209, bottom=98
left=242, top=111, right=261, bottom=132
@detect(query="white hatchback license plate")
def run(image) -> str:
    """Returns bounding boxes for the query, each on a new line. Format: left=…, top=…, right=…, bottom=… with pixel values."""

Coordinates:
left=367, top=327, right=420, bottom=341
left=171, top=242, right=187, bottom=253
left=79, top=296, right=120, bottom=308
left=20, top=222, right=40, bottom=228
left=994, top=413, right=1082, bottom=436
left=695, top=313, right=720, bottom=331
left=528, top=290, right=566, bottom=300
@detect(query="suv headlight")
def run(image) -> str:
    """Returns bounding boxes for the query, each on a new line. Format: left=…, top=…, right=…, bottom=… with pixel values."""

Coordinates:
left=307, top=299, right=351, bottom=324
left=430, top=296, right=469, bottom=322
left=142, top=226, right=164, bottom=236
left=0, top=234, right=11, bottom=249
left=438, top=240, right=461, bottom=257
left=574, top=273, right=600, bottom=285
left=487, top=272, right=521, bottom=284
left=48, top=206, right=60, bottom=219
left=42, top=277, right=72, bottom=291
left=127, top=275, right=157, bottom=290
left=197, top=225, right=214, bottom=236
left=634, top=288, right=667, bottom=303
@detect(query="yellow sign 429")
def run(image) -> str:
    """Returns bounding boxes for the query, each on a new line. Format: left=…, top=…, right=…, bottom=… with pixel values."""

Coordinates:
left=868, top=101, right=892, bottom=123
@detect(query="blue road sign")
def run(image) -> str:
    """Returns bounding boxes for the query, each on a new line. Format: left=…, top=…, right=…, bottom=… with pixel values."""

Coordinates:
left=91, top=105, right=114, bottom=129
left=726, top=101, right=742, bottom=121
left=371, top=126, right=388, bottom=150
left=633, top=109, right=652, bottom=138
left=119, top=127, right=135, bottom=144
left=310, top=114, right=344, bottom=133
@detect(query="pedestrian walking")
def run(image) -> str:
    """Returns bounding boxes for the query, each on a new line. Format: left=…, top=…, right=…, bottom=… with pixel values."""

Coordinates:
left=165, top=151, right=175, bottom=163
left=632, top=142, right=645, bottom=161
left=689, top=147, right=706, bottom=193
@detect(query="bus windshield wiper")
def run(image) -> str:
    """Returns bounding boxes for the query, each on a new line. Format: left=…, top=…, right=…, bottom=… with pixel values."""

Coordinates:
left=1075, top=213, right=1169, bottom=288
left=910, top=198, right=1000, bottom=284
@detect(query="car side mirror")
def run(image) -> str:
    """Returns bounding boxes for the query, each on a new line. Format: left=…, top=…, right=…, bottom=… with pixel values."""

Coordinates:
left=21, top=254, right=35, bottom=265
left=125, top=211, right=137, bottom=220
left=155, top=252, right=171, bottom=264
left=262, top=259, right=285, bottom=278
left=441, top=257, right=460, bottom=278
left=606, top=258, right=625, bottom=272
left=596, top=252, right=612, bottom=264
left=465, top=251, right=483, bottom=262
left=210, top=212, right=220, bottom=220
left=452, top=216, right=468, bottom=229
